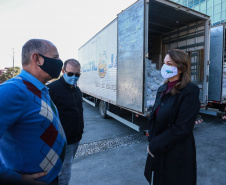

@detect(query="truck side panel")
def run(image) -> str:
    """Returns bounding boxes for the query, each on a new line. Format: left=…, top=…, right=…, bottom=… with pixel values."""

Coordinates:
left=117, top=0, right=145, bottom=113
left=222, top=25, right=226, bottom=100
left=78, top=20, right=118, bottom=104
left=208, top=25, right=224, bottom=101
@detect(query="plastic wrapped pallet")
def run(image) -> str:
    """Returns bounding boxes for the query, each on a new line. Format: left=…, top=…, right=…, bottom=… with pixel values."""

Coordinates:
left=146, top=60, right=165, bottom=108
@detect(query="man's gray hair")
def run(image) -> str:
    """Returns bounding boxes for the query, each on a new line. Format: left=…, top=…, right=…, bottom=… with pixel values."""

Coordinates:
left=22, top=39, right=49, bottom=66
left=63, top=59, right=80, bottom=70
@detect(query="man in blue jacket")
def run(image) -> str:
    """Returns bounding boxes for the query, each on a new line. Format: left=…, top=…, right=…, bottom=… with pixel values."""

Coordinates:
left=0, top=39, right=67, bottom=185
left=48, top=59, right=84, bottom=185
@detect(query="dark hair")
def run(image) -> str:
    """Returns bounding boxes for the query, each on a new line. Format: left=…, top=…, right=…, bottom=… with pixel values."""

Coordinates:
left=63, top=59, right=80, bottom=70
left=166, top=49, right=191, bottom=95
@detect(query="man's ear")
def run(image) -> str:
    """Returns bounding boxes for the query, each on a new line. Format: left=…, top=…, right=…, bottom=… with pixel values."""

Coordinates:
left=62, top=68, right=65, bottom=74
left=31, top=53, right=41, bottom=65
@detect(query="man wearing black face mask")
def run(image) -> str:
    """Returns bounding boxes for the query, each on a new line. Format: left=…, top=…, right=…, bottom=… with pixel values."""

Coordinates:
left=0, top=39, right=67, bottom=185
left=47, top=59, right=84, bottom=185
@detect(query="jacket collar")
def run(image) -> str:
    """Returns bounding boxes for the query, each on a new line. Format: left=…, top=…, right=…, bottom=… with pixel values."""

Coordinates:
left=157, top=84, right=168, bottom=93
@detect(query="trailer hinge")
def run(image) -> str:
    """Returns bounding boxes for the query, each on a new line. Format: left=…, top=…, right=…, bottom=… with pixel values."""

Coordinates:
left=145, top=53, right=149, bottom=58
left=146, top=0, right=149, bottom=3
left=207, top=60, right=210, bottom=65
left=206, top=75, right=209, bottom=82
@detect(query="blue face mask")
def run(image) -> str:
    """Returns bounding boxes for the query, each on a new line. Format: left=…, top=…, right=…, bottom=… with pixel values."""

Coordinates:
left=63, top=73, right=79, bottom=85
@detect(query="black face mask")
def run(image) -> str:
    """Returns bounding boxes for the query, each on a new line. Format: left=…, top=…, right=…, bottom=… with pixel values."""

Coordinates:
left=38, top=53, right=63, bottom=79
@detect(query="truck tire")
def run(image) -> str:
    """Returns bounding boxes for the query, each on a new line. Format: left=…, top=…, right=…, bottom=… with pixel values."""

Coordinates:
left=99, top=100, right=107, bottom=119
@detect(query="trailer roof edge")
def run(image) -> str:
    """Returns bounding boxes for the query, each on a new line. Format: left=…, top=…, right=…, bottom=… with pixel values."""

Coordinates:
left=153, top=0, right=210, bottom=20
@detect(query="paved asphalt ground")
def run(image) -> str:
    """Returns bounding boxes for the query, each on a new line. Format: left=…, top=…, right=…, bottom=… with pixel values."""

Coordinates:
left=69, top=102, right=226, bottom=185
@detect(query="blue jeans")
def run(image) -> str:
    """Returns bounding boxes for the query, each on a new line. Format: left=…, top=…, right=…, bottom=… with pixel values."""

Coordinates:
left=58, top=142, right=80, bottom=185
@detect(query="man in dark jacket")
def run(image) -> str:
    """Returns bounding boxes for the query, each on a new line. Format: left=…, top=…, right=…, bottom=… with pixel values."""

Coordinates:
left=47, top=59, right=84, bottom=185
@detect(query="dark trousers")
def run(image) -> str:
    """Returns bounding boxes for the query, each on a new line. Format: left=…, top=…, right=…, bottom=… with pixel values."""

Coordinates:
left=48, top=177, right=58, bottom=185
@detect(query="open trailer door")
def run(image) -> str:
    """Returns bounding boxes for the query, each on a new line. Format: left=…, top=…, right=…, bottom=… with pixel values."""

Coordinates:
left=117, top=0, right=145, bottom=113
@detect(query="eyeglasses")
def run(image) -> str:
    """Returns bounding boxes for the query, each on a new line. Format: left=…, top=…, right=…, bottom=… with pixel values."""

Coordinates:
left=65, top=70, right=81, bottom=77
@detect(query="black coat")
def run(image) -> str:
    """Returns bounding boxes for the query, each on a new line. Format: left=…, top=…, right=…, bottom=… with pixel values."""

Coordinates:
left=47, top=77, right=84, bottom=145
left=144, top=82, right=200, bottom=185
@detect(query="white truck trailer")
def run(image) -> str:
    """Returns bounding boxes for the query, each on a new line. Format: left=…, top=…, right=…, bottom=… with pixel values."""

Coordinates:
left=200, top=23, right=226, bottom=119
left=78, top=0, right=210, bottom=131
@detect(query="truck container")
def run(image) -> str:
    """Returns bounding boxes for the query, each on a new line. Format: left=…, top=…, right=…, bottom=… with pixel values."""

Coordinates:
left=78, top=0, right=210, bottom=131
left=200, top=23, right=226, bottom=119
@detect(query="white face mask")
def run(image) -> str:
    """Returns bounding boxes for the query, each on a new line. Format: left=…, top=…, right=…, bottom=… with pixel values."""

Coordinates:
left=161, top=64, right=178, bottom=79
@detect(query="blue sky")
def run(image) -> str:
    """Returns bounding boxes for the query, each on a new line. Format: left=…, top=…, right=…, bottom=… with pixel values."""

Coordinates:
left=0, top=0, right=136, bottom=69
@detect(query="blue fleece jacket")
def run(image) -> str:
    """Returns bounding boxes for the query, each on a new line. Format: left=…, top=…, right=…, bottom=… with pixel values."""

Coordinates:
left=0, top=70, right=66, bottom=183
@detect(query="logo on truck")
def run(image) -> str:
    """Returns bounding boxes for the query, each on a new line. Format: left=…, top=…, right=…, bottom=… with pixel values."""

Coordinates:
left=98, top=51, right=107, bottom=78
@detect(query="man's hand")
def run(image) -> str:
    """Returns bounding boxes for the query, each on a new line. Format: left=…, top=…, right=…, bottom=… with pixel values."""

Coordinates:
left=21, top=172, right=47, bottom=185
left=147, top=145, right=154, bottom=157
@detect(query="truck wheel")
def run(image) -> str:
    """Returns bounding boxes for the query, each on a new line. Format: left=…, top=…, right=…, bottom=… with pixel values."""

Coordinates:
left=99, top=100, right=107, bottom=119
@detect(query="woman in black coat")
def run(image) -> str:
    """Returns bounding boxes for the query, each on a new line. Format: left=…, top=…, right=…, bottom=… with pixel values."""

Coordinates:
left=144, top=49, right=200, bottom=185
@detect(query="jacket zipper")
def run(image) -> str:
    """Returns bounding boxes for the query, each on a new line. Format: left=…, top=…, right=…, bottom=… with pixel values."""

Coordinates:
left=72, top=90, right=77, bottom=107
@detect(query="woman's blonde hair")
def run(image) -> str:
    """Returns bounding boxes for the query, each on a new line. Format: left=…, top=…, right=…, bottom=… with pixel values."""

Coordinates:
left=165, top=49, right=191, bottom=95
